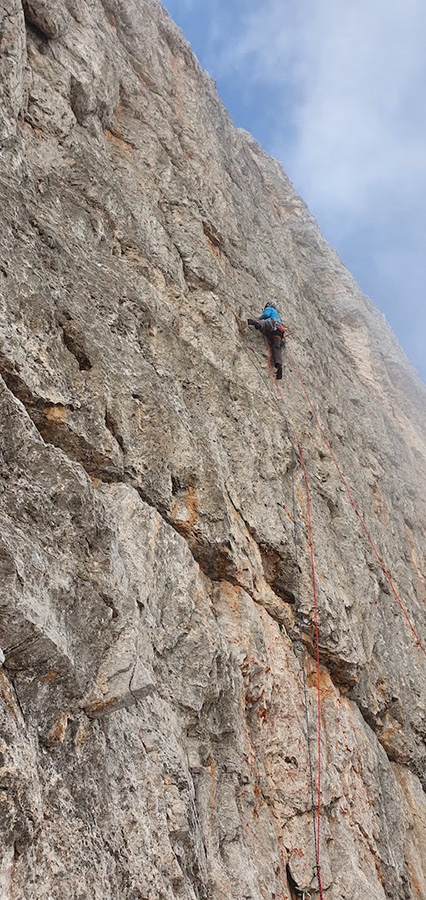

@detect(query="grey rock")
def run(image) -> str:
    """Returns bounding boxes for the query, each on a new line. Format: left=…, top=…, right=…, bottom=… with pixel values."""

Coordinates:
left=0, top=0, right=27, bottom=140
left=0, top=0, right=425, bottom=898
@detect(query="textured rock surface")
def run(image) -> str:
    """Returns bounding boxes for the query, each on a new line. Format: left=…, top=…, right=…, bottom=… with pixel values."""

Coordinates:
left=0, top=1, right=425, bottom=897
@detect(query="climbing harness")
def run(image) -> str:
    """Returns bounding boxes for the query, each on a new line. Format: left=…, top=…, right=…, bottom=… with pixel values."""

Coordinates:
left=271, top=321, right=288, bottom=339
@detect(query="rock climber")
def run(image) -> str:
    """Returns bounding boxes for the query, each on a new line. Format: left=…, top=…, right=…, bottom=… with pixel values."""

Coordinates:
left=247, top=303, right=287, bottom=380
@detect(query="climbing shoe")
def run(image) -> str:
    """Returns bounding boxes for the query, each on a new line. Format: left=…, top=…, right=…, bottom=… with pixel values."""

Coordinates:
left=276, top=365, right=283, bottom=380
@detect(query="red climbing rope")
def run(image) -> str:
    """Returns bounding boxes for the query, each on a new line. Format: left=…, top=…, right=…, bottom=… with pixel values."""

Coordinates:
left=296, top=437, right=325, bottom=900
left=245, top=327, right=424, bottom=899
left=287, top=345, right=426, bottom=659
left=246, top=341, right=324, bottom=896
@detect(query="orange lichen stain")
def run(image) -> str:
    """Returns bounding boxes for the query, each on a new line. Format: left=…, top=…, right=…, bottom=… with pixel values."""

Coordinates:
left=202, top=222, right=223, bottom=258
left=265, top=184, right=297, bottom=224
left=0, top=671, right=19, bottom=721
left=171, top=485, right=199, bottom=538
left=306, top=666, right=334, bottom=697
left=89, top=475, right=102, bottom=486
left=381, top=714, right=403, bottom=745
left=229, top=504, right=240, bottom=523
left=47, top=713, right=68, bottom=744
left=407, top=859, right=424, bottom=898
left=218, top=582, right=240, bottom=614
left=283, top=506, right=295, bottom=524
left=104, top=129, right=134, bottom=152
left=373, top=484, right=389, bottom=524
left=43, top=404, right=67, bottom=424
left=85, top=696, right=117, bottom=717
left=291, top=847, right=305, bottom=859
left=75, top=721, right=89, bottom=745
left=43, top=671, right=58, bottom=683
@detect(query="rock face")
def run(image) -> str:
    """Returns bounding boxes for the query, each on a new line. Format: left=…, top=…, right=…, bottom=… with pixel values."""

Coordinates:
left=0, top=1, right=425, bottom=897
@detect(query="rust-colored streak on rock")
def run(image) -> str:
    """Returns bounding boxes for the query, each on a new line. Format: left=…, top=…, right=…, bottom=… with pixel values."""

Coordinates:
left=171, top=484, right=199, bottom=538
left=42, top=405, right=67, bottom=425
left=0, top=672, right=20, bottom=722
left=84, top=696, right=117, bottom=718
left=104, top=129, right=134, bottom=152
left=46, top=713, right=68, bottom=745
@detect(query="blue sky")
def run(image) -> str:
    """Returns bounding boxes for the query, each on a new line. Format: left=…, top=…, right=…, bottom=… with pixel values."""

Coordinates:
left=162, top=0, right=426, bottom=382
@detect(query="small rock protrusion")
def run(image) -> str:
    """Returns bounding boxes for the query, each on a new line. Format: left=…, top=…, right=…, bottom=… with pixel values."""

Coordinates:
left=22, top=0, right=70, bottom=39
left=69, top=76, right=96, bottom=125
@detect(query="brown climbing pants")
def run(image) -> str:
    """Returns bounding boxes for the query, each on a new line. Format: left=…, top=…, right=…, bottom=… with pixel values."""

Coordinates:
left=258, top=319, right=283, bottom=367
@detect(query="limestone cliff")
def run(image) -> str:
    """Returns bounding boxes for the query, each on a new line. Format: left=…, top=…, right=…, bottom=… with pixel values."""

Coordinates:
left=0, top=1, right=425, bottom=898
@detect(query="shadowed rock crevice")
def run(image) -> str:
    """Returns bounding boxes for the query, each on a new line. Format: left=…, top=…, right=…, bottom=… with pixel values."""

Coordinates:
left=105, top=408, right=125, bottom=452
left=21, top=8, right=50, bottom=42
left=258, top=542, right=297, bottom=605
left=58, top=312, right=93, bottom=372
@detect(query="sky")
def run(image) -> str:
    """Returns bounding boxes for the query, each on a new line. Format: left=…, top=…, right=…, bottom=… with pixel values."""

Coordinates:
left=161, top=0, right=426, bottom=382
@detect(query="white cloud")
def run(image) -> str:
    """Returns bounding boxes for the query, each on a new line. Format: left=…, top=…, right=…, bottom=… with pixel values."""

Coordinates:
left=231, top=0, right=426, bottom=217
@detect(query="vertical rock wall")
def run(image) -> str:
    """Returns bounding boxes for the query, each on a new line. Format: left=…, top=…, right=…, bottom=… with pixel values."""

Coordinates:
left=0, top=1, right=425, bottom=897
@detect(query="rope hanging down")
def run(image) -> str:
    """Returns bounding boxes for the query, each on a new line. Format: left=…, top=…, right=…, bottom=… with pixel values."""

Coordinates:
left=286, top=345, right=426, bottom=659
left=296, top=438, right=324, bottom=900
left=291, top=452, right=323, bottom=899
left=244, top=339, right=324, bottom=899
left=240, top=314, right=424, bottom=898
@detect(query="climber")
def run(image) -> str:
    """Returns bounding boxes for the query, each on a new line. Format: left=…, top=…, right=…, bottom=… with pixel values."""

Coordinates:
left=247, top=303, right=287, bottom=380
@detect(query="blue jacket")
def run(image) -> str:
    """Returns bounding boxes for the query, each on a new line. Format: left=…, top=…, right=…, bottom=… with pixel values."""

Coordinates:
left=259, top=306, right=282, bottom=323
